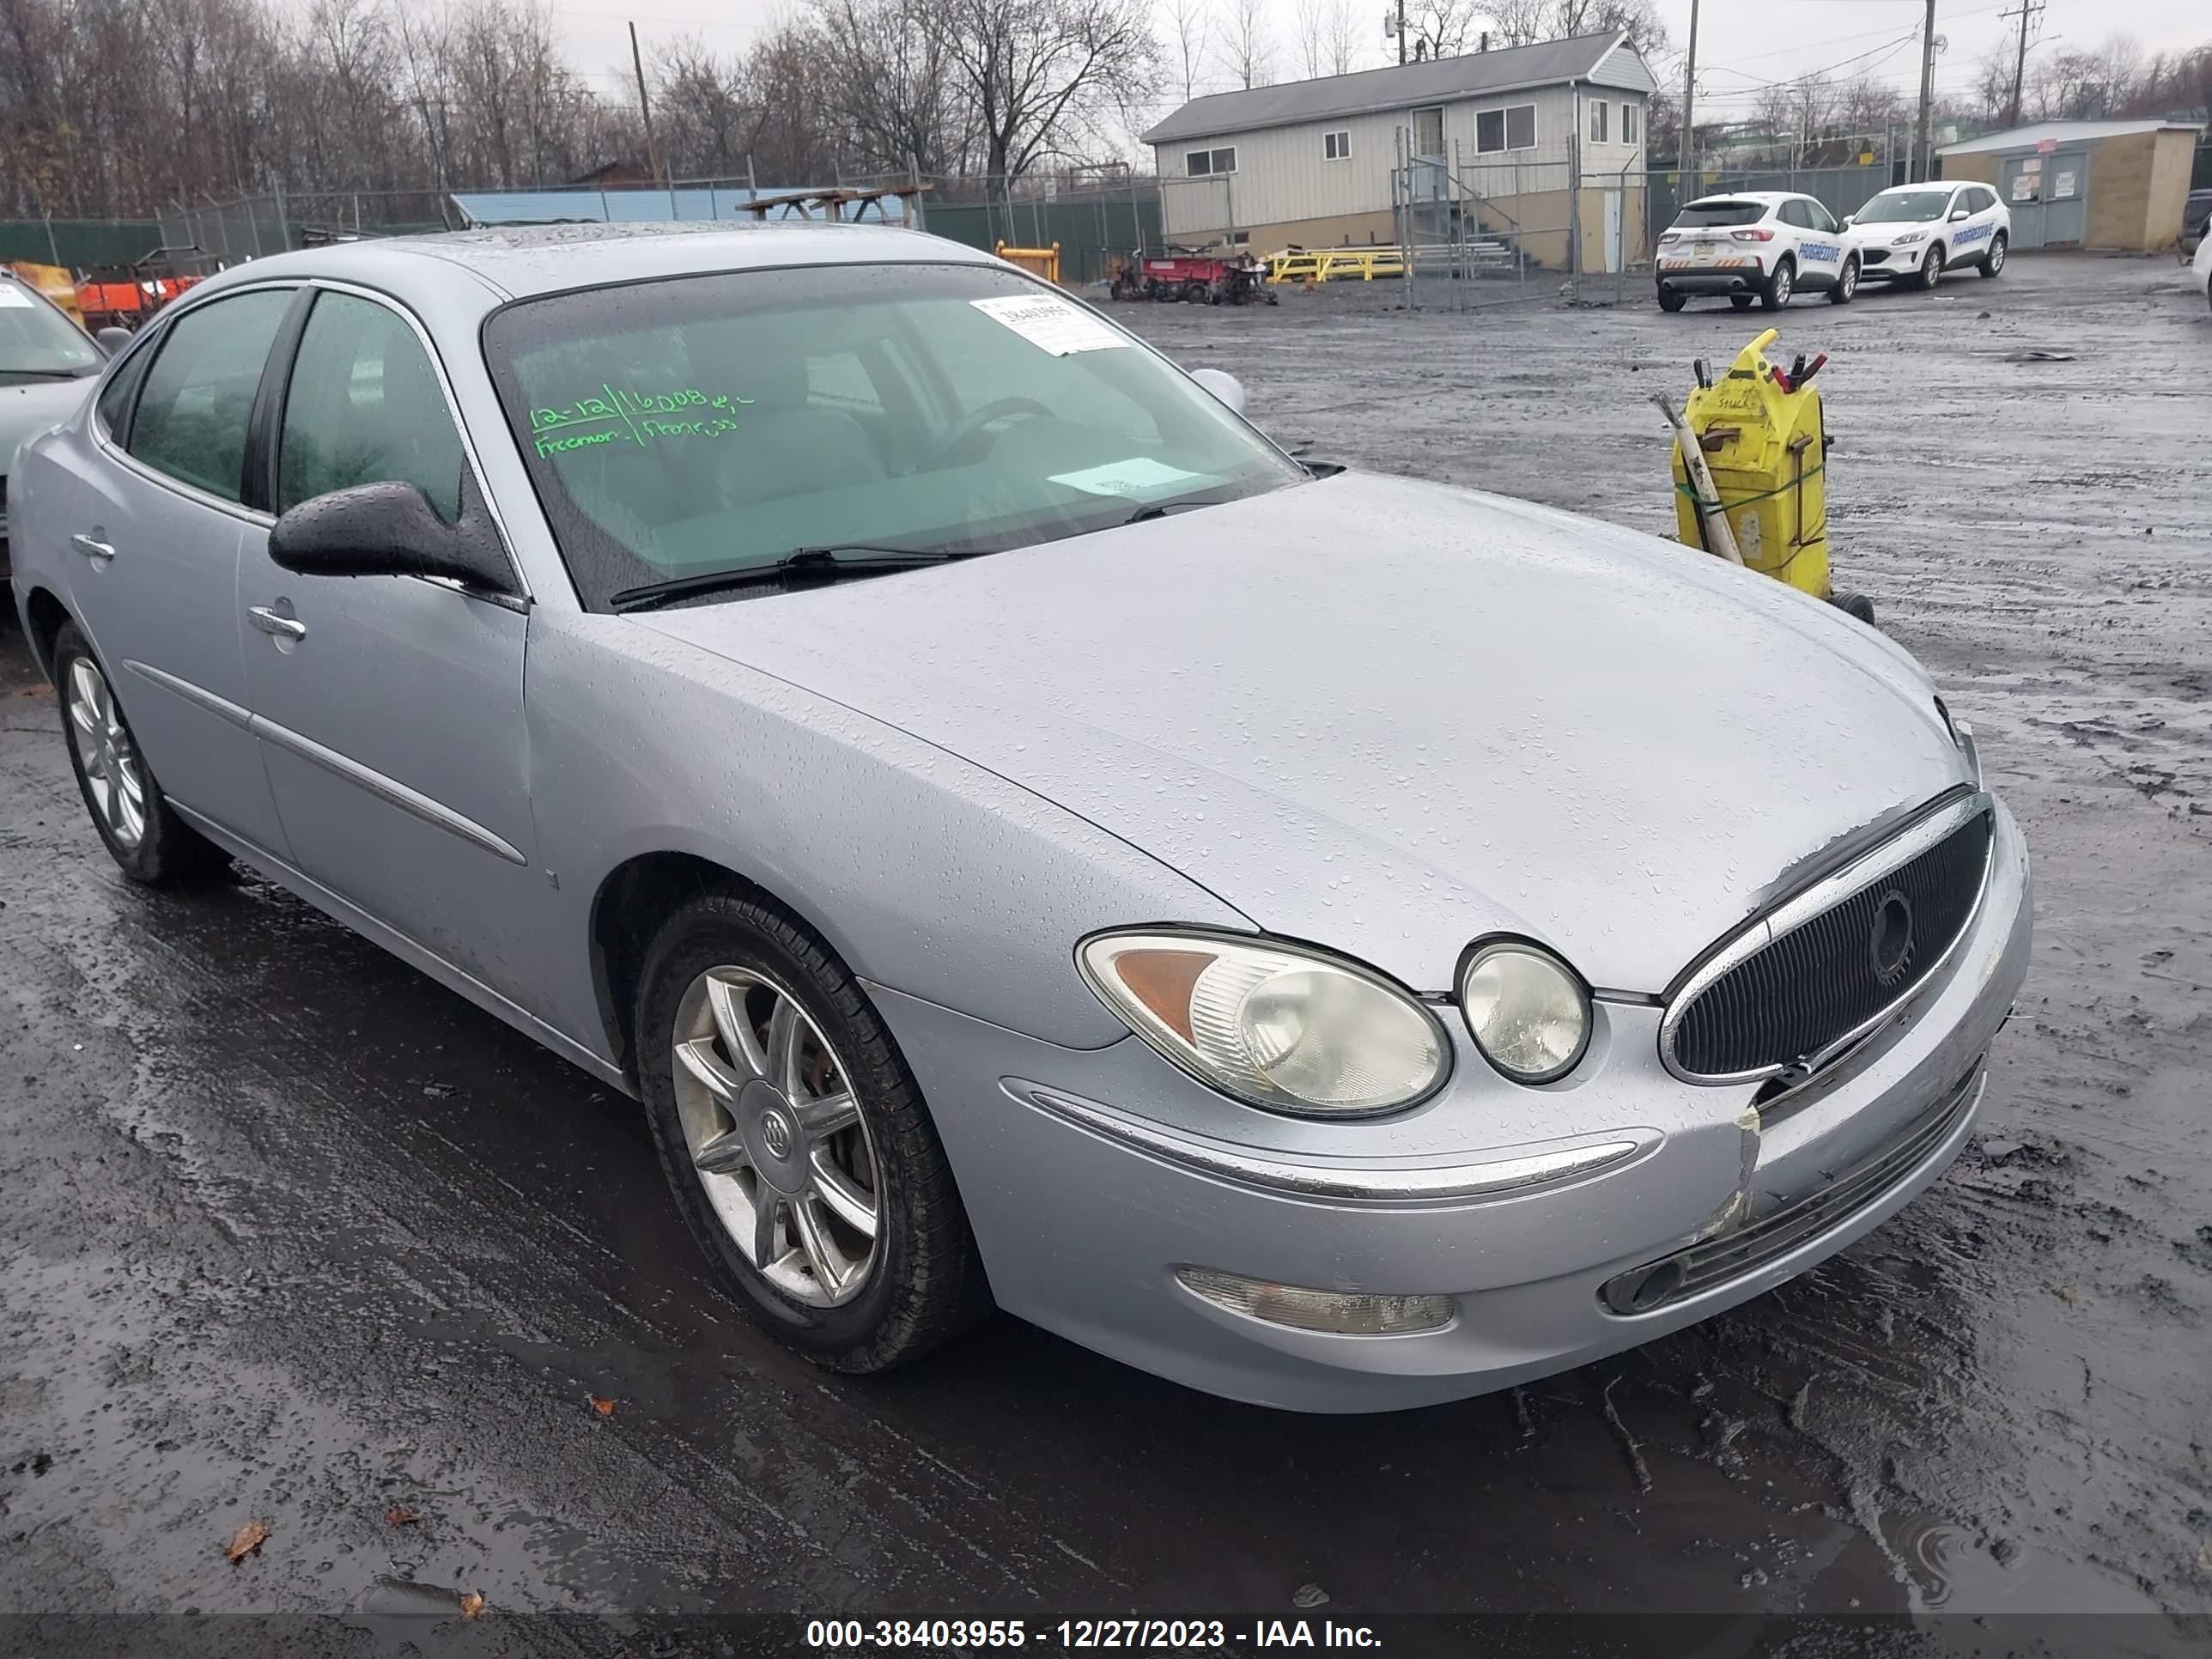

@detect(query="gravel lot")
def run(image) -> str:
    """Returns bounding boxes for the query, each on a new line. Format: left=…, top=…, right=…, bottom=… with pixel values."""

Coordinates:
left=2, top=252, right=2208, bottom=1637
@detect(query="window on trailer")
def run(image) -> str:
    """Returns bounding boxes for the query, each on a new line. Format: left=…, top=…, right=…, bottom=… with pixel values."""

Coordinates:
left=1589, top=101, right=1607, bottom=143
left=1323, top=131, right=1351, bottom=161
left=1186, top=147, right=1237, bottom=176
left=1476, top=105, right=1537, bottom=154
left=1622, top=102, right=1638, bottom=143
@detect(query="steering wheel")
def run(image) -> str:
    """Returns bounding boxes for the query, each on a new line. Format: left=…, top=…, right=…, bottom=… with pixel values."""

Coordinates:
left=929, top=396, right=1054, bottom=467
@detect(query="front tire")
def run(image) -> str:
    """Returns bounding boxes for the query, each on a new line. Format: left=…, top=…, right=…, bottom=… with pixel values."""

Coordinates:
left=1979, top=233, right=2007, bottom=276
left=1916, top=243, right=1946, bottom=290
left=53, top=621, right=228, bottom=884
left=634, top=888, right=988, bottom=1373
left=1828, top=257, right=1859, bottom=304
left=1759, top=259, right=1795, bottom=310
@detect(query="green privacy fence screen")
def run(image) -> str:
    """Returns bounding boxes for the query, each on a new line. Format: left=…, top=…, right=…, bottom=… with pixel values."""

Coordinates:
left=0, top=220, right=165, bottom=270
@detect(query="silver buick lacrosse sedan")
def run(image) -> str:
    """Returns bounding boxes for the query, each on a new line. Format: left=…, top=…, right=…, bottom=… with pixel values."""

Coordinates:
left=8, top=222, right=2029, bottom=1412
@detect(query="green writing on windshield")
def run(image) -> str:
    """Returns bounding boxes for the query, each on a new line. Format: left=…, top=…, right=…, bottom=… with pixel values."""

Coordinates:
left=530, top=385, right=756, bottom=457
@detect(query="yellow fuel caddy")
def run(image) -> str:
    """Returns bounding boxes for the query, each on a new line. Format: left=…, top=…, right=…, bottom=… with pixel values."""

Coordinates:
left=1670, top=329, right=1835, bottom=605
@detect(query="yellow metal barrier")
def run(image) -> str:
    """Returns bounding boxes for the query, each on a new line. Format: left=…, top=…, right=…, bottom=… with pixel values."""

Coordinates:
left=1264, top=247, right=1407, bottom=284
left=994, top=241, right=1061, bottom=284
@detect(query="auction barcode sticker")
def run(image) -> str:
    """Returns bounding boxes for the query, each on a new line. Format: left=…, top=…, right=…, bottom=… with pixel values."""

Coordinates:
left=969, top=295, right=1129, bottom=356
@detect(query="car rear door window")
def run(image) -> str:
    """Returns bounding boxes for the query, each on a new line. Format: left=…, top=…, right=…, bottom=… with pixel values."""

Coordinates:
left=1778, top=201, right=1811, bottom=228
left=127, top=289, right=294, bottom=504
left=277, top=292, right=465, bottom=521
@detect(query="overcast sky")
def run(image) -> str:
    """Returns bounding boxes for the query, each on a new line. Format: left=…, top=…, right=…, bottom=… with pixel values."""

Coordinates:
left=543, top=0, right=2209, bottom=152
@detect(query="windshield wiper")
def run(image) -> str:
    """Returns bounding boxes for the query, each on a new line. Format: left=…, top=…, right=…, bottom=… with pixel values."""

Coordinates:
left=1121, top=489, right=1245, bottom=526
left=609, top=545, right=980, bottom=612
left=2, top=367, right=92, bottom=380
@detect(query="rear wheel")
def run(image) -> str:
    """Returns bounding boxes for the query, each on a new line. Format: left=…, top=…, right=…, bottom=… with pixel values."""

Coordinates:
left=52, top=620, right=228, bottom=884
left=1980, top=233, right=2007, bottom=276
left=1916, top=243, right=1946, bottom=290
left=1657, top=289, right=1686, bottom=313
left=635, top=888, right=989, bottom=1372
left=1729, top=294, right=1755, bottom=312
left=1828, top=256, right=1859, bottom=304
left=1759, top=259, right=1795, bottom=310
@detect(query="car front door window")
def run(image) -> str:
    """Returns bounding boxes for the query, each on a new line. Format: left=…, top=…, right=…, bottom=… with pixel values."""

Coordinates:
left=277, top=292, right=466, bottom=520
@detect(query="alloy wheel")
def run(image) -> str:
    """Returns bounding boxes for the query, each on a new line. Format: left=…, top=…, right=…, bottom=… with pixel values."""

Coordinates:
left=670, top=965, right=883, bottom=1307
left=1988, top=237, right=2006, bottom=273
left=68, top=656, right=146, bottom=849
left=1771, top=264, right=1792, bottom=306
left=1925, top=246, right=1945, bottom=285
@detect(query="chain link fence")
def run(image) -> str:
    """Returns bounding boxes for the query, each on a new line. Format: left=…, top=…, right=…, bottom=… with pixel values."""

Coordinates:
left=150, top=173, right=1164, bottom=290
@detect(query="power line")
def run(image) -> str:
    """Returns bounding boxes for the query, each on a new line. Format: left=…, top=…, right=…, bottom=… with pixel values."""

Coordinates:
left=1999, top=0, right=2045, bottom=125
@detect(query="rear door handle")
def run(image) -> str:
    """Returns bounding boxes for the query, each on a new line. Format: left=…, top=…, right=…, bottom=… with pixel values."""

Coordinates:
left=71, top=533, right=117, bottom=563
left=247, top=605, right=307, bottom=641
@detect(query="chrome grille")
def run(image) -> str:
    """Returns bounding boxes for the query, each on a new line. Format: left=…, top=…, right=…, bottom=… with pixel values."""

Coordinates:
left=1600, top=1061, right=1982, bottom=1316
left=1665, top=799, right=1993, bottom=1083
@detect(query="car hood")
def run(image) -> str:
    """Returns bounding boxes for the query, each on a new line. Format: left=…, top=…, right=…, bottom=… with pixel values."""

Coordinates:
left=0, top=377, right=95, bottom=471
left=639, top=473, right=1970, bottom=994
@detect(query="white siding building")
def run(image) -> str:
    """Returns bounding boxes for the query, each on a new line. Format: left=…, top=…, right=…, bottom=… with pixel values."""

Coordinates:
left=1143, top=33, right=1658, bottom=271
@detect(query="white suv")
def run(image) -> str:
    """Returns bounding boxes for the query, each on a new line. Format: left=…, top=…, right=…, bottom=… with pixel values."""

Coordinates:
left=1845, top=182, right=2009, bottom=289
left=1656, top=191, right=1860, bottom=313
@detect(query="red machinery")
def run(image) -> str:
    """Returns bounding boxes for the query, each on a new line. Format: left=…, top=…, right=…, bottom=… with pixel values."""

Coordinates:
left=1111, top=248, right=1276, bottom=306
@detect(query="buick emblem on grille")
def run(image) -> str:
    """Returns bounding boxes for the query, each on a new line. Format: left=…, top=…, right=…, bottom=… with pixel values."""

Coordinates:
left=1870, top=889, right=1916, bottom=987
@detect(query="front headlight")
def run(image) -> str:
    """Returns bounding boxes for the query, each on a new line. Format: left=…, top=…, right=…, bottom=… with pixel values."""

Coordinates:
left=1078, top=931, right=1449, bottom=1116
left=1458, top=939, right=1591, bottom=1084
left=1892, top=230, right=1926, bottom=246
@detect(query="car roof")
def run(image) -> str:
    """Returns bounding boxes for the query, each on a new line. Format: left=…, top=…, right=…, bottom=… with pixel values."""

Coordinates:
left=1867, top=182, right=1960, bottom=196
left=185, top=221, right=999, bottom=309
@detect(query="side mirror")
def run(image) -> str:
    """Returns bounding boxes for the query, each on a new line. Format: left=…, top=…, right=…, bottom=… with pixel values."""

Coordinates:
left=268, top=479, right=517, bottom=594
left=94, top=325, right=134, bottom=356
left=1840, top=216, right=1855, bottom=228
left=1949, top=208, right=1971, bottom=222
left=1188, top=367, right=1248, bottom=416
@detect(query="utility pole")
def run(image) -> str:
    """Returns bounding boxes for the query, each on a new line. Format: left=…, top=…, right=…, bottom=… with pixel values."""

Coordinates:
left=2000, top=0, right=2043, bottom=127
left=1680, top=0, right=1702, bottom=185
left=1396, top=0, right=1407, bottom=66
left=1912, top=0, right=1937, bottom=182
left=629, top=21, right=665, bottom=192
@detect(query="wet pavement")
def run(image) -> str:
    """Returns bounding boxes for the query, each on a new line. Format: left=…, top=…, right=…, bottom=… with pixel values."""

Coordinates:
left=3, top=253, right=2209, bottom=1634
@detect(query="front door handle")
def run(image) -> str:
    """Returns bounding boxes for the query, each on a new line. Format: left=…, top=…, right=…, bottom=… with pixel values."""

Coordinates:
left=247, top=605, right=307, bottom=641
left=71, top=533, right=117, bottom=563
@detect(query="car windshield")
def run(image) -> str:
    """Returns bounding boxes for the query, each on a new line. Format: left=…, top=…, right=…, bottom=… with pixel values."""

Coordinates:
left=483, top=261, right=1309, bottom=609
left=1856, top=191, right=1952, bottom=224
left=1672, top=200, right=1768, bottom=228
left=0, top=282, right=101, bottom=378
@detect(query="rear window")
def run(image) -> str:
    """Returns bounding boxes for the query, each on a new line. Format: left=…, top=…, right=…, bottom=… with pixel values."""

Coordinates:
left=1672, top=200, right=1769, bottom=228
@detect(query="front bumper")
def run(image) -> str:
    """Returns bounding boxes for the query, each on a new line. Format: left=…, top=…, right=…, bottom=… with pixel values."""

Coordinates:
left=878, top=800, right=2033, bottom=1413
left=1858, top=245, right=1923, bottom=276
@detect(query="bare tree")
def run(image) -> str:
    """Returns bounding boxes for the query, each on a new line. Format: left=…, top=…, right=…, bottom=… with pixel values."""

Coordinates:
left=1213, top=0, right=1273, bottom=90
left=1160, top=0, right=1209, bottom=100
left=813, top=0, right=966, bottom=175
left=943, top=0, right=1158, bottom=193
left=1292, top=0, right=1328, bottom=80
left=1404, top=0, right=1483, bottom=59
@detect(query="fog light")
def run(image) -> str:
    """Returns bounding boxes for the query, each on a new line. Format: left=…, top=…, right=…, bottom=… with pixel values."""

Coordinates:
left=1175, top=1267, right=1453, bottom=1334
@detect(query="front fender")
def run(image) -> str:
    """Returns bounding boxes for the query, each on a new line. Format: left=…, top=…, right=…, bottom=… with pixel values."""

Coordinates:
left=521, top=610, right=1257, bottom=1061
